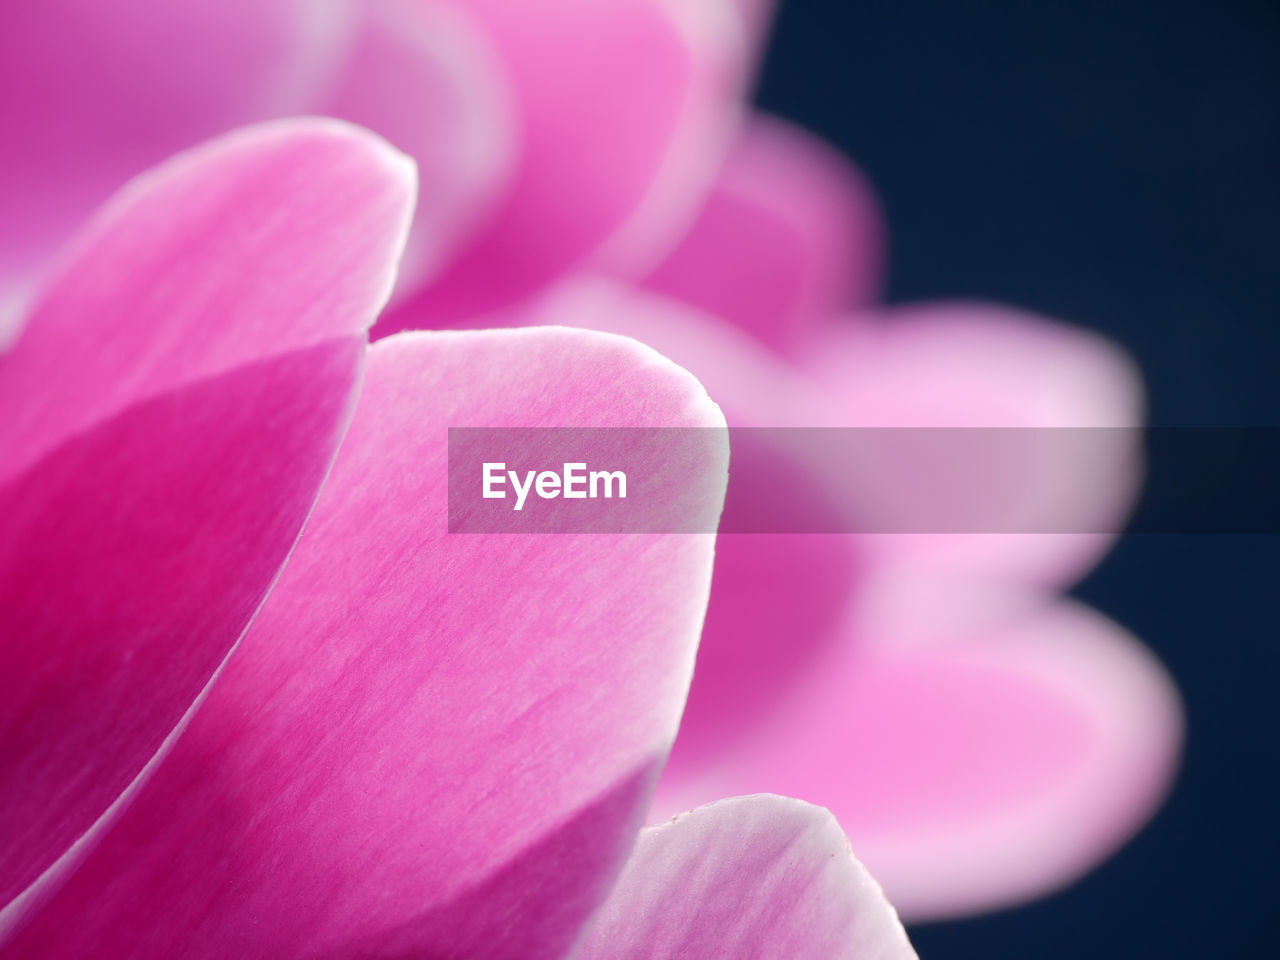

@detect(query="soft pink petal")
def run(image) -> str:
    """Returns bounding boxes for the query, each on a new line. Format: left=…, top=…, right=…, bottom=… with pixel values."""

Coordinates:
left=796, top=302, right=1146, bottom=587
left=643, top=114, right=885, bottom=354
left=6, top=328, right=727, bottom=959
left=577, top=794, right=918, bottom=960
left=585, top=0, right=751, bottom=281
left=653, top=599, right=1183, bottom=920
left=0, top=119, right=413, bottom=940
left=0, top=0, right=348, bottom=313
left=0, top=118, right=415, bottom=485
left=315, top=0, right=514, bottom=292
left=374, top=0, right=746, bottom=332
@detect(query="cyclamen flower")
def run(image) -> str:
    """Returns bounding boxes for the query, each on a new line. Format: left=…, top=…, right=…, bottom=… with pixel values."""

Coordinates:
left=0, top=122, right=917, bottom=958
left=404, top=113, right=1184, bottom=919
left=2, top=0, right=1183, bottom=925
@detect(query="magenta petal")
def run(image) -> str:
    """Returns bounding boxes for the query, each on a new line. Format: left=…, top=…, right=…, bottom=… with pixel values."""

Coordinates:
left=0, top=342, right=363, bottom=940
left=316, top=0, right=514, bottom=292
left=643, top=114, right=885, bottom=354
left=654, top=599, right=1182, bottom=920
left=375, top=0, right=744, bottom=331
left=0, top=0, right=345, bottom=311
left=0, top=120, right=414, bottom=940
left=577, top=795, right=918, bottom=960
left=0, top=118, right=414, bottom=484
left=6, top=328, right=727, bottom=959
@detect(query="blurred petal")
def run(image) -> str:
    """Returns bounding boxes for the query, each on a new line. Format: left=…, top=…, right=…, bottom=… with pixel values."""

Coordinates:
left=800, top=302, right=1145, bottom=587
left=317, top=0, right=514, bottom=291
left=577, top=795, right=918, bottom=960
left=586, top=0, right=750, bottom=281
left=375, top=0, right=746, bottom=332
left=0, top=118, right=415, bottom=484
left=7, top=328, right=728, bottom=959
left=644, top=114, right=885, bottom=354
left=653, top=599, right=1183, bottom=920
left=1, top=119, right=412, bottom=939
left=0, top=0, right=349, bottom=310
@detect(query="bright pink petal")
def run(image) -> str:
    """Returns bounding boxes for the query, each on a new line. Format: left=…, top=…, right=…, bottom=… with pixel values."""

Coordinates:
left=375, top=0, right=747, bottom=333
left=0, top=120, right=414, bottom=939
left=653, top=599, right=1183, bottom=920
left=0, top=0, right=346, bottom=314
left=315, top=0, right=514, bottom=292
left=577, top=795, right=918, bottom=960
left=0, top=342, right=362, bottom=941
left=6, top=328, right=727, bottom=959
left=643, top=114, right=885, bottom=354
left=0, top=118, right=414, bottom=484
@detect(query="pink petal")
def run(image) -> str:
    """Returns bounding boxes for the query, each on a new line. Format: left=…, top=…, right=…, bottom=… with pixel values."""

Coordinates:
left=0, top=342, right=362, bottom=941
left=643, top=114, right=885, bottom=355
left=0, top=0, right=347, bottom=316
left=6, top=328, right=727, bottom=958
left=798, top=302, right=1145, bottom=587
left=577, top=795, right=918, bottom=960
left=0, top=118, right=414, bottom=484
left=653, top=599, right=1183, bottom=920
left=1, top=120, right=414, bottom=939
left=489, top=285, right=868, bottom=786
left=374, top=0, right=747, bottom=333
left=314, top=0, right=515, bottom=292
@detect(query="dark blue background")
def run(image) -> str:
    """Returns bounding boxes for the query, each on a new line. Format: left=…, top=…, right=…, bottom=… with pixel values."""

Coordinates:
left=755, top=1, right=1280, bottom=955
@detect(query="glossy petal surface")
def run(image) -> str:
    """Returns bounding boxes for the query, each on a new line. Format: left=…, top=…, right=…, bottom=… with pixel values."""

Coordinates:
left=653, top=599, right=1182, bottom=920
left=577, top=795, right=917, bottom=960
left=0, top=120, right=413, bottom=939
left=7, top=328, right=727, bottom=959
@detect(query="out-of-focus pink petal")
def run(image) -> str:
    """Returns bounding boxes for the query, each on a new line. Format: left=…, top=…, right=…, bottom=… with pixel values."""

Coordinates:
left=577, top=794, right=918, bottom=960
left=6, top=328, right=728, bottom=959
left=315, top=0, right=514, bottom=291
left=800, top=302, right=1145, bottom=587
left=1, top=119, right=413, bottom=940
left=643, top=114, right=885, bottom=354
left=375, top=0, right=746, bottom=333
left=586, top=1, right=750, bottom=282
left=653, top=599, right=1183, bottom=920
left=0, top=0, right=348, bottom=316
left=0, top=118, right=415, bottom=485
left=0, top=342, right=363, bottom=942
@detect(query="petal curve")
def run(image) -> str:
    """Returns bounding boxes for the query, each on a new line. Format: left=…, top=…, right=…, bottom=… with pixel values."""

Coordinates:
left=652, top=598, right=1183, bottom=920
left=375, top=0, right=744, bottom=331
left=577, top=794, right=918, bottom=960
left=0, top=117, right=415, bottom=484
left=643, top=114, right=885, bottom=354
left=0, top=119, right=413, bottom=940
left=6, top=327, right=728, bottom=959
